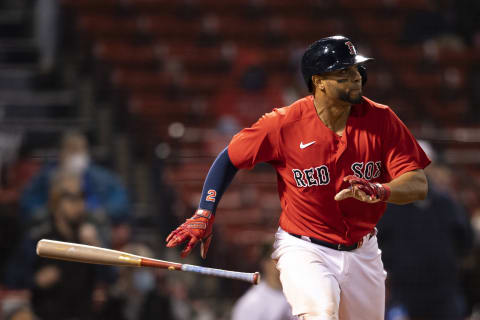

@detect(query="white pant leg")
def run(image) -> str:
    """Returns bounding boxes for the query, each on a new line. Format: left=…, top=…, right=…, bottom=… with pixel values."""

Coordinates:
left=272, top=228, right=342, bottom=319
left=272, top=228, right=386, bottom=320
left=338, top=236, right=387, bottom=320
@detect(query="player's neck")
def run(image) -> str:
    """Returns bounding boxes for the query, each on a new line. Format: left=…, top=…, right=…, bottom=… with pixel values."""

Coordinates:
left=313, top=95, right=351, bottom=135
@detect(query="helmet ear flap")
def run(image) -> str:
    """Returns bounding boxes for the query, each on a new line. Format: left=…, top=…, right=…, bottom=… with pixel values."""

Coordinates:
left=358, top=65, right=367, bottom=86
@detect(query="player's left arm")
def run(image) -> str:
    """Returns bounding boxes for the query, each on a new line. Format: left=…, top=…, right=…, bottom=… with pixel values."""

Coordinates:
left=335, top=106, right=430, bottom=205
left=335, top=169, right=428, bottom=204
left=382, top=168, right=427, bottom=204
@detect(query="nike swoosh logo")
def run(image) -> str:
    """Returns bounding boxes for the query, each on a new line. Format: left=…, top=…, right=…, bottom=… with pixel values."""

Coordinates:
left=300, top=141, right=316, bottom=149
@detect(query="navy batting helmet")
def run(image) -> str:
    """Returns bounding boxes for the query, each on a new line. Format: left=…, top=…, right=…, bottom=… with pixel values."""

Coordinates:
left=301, top=35, right=373, bottom=92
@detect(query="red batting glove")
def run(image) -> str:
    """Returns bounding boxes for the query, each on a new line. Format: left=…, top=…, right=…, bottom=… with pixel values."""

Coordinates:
left=343, top=175, right=391, bottom=201
left=166, top=209, right=214, bottom=259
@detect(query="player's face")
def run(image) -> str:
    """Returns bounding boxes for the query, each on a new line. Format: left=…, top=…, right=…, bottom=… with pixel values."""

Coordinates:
left=319, top=66, right=363, bottom=104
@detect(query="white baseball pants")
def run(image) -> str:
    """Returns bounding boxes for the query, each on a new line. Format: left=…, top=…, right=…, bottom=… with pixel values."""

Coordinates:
left=272, top=227, right=387, bottom=320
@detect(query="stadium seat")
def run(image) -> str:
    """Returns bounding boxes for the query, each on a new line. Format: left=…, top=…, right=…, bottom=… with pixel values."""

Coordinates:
left=94, top=40, right=159, bottom=67
left=141, top=15, right=200, bottom=40
left=77, top=14, right=140, bottom=39
left=111, top=68, right=173, bottom=92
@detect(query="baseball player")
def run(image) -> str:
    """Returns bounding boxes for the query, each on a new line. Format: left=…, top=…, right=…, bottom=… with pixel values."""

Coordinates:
left=166, top=35, right=430, bottom=320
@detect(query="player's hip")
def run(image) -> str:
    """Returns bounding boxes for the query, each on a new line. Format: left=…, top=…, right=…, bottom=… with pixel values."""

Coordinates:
left=272, top=227, right=382, bottom=266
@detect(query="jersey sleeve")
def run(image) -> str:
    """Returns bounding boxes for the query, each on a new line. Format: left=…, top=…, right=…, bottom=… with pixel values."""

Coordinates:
left=228, top=111, right=280, bottom=169
left=382, top=107, right=431, bottom=179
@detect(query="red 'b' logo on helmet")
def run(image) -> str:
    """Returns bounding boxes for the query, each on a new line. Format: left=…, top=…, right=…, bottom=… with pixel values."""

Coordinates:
left=345, top=41, right=356, bottom=55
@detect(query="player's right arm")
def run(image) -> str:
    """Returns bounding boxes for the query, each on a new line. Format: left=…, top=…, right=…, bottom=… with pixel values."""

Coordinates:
left=166, top=147, right=238, bottom=258
left=166, top=111, right=280, bottom=258
left=166, top=112, right=278, bottom=259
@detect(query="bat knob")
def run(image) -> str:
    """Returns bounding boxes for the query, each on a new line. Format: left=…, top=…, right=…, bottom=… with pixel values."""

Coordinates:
left=253, top=272, right=261, bottom=285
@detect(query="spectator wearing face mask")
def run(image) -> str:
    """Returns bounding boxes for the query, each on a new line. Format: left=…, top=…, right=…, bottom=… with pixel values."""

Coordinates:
left=4, top=171, right=113, bottom=320
left=100, top=243, right=176, bottom=320
left=231, top=245, right=294, bottom=320
left=20, top=130, right=131, bottom=226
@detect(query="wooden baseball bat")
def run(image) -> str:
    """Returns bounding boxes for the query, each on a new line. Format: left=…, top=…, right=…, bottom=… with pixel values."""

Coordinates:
left=36, top=239, right=260, bottom=284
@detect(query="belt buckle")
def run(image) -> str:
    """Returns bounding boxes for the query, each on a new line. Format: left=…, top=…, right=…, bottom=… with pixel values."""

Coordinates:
left=337, top=244, right=342, bottom=250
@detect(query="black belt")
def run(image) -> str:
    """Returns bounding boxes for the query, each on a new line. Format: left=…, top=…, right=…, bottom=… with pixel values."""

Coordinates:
left=289, top=231, right=375, bottom=251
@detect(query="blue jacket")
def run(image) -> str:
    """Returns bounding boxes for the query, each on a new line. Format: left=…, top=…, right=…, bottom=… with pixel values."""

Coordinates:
left=20, top=162, right=131, bottom=224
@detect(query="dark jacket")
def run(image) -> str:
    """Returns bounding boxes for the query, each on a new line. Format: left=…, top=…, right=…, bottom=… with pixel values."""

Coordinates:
left=4, top=222, right=114, bottom=320
left=378, top=184, right=473, bottom=318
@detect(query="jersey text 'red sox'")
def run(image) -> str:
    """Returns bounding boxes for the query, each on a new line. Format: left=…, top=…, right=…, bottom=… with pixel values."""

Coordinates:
left=228, top=95, right=430, bottom=245
left=292, top=160, right=382, bottom=188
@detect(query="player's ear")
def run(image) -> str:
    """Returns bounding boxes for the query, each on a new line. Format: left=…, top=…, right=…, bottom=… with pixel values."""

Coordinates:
left=312, top=75, right=325, bottom=91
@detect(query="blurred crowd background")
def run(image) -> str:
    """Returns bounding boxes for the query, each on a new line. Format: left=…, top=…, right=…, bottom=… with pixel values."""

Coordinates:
left=0, top=0, right=479, bottom=319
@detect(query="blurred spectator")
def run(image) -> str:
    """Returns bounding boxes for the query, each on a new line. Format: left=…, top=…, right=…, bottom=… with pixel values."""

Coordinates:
left=21, top=130, right=131, bottom=225
left=168, top=280, right=192, bottom=320
left=4, top=305, right=38, bottom=320
left=151, top=156, right=181, bottom=240
left=99, top=243, right=175, bottom=320
left=464, top=206, right=480, bottom=318
left=138, top=271, right=176, bottom=320
left=231, top=247, right=293, bottom=320
left=4, top=171, right=114, bottom=319
left=0, top=139, right=41, bottom=205
left=0, top=140, right=41, bottom=277
left=378, top=140, right=473, bottom=320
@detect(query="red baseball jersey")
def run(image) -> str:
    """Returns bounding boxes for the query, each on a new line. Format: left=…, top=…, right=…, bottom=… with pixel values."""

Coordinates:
left=228, top=95, right=430, bottom=245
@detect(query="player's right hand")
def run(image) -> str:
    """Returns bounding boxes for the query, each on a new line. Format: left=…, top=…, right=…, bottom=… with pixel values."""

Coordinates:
left=166, top=209, right=215, bottom=259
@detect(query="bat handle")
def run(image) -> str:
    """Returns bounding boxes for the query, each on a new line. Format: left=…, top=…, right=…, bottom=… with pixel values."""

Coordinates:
left=181, top=264, right=260, bottom=285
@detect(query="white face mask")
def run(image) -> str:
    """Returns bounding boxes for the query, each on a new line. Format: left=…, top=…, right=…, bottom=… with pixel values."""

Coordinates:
left=64, top=153, right=90, bottom=174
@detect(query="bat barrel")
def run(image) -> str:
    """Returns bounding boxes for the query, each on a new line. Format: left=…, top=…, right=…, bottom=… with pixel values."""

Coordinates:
left=36, top=239, right=142, bottom=267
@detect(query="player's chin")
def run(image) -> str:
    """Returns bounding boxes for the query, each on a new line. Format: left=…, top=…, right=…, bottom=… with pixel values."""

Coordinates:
left=348, top=90, right=363, bottom=104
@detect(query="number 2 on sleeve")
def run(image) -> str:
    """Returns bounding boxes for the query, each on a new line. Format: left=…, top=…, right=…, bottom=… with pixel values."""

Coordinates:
left=206, top=189, right=217, bottom=202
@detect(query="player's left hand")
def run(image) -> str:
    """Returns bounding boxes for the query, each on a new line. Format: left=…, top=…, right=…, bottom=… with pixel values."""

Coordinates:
left=166, top=209, right=215, bottom=259
left=334, top=175, right=391, bottom=203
